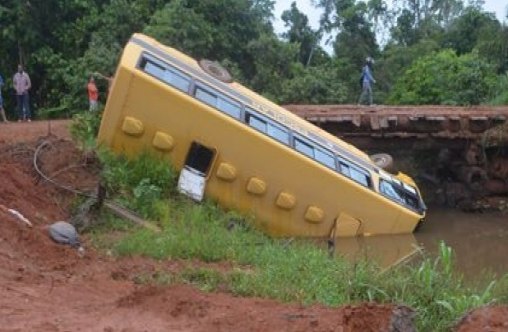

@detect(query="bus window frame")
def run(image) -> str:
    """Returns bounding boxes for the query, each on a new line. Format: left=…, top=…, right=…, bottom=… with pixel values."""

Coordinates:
left=245, top=108, right=290, bottom=145
left=194, top=82, right=242, bottom=119
left=337, top=157, right=372, bottom=188
left=293, top=133, right=337, bottom=172
left=138, top=54, right=192, bottom=94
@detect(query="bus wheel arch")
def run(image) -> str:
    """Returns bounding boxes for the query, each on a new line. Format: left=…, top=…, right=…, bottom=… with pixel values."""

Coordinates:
left=198, top=59, right=233, bottom=83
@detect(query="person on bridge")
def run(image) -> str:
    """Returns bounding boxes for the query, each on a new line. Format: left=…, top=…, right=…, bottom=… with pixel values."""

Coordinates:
left=13, top=64, right=31, bottom=122
left=358, top=57, right=376, bottom=106
left=0, top=73, right=8, bottom=122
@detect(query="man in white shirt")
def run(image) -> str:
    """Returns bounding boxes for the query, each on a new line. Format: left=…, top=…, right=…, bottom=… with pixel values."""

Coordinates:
left=13, top=64, right=32, bottom=122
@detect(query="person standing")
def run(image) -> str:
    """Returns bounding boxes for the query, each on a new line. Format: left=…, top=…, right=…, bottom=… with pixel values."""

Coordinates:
left=13, top=64, right=31, bottom=122
left=358, top=57, right=376, bottom=106
left=87, top=76, right=99, bottom=112
left=0, top=73, right=8, bottom=122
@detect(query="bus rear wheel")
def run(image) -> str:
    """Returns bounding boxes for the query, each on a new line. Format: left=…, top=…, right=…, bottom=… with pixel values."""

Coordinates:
left=370, top=153, right=394, bottom=171
left=199, top=59, right=233, bottom=83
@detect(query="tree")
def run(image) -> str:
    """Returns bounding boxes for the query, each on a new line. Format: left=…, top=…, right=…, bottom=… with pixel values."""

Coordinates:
left=388, top=49, right=497, bottom=105
left=144, top=0, right=275, bottom=80
left=281, top=2, right=320, bottom=65
left=246, top=34, right=300, bottom=101
left=389, top=0, right=465, bottom=46
left=377, top=38, right=441, bottom=101
left=443, top=7, right=499, bottom=55
left=280, top=62, right=349, bottom=104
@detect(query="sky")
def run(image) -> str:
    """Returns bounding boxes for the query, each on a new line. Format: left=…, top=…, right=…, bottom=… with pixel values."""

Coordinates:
left=273, top=0, right=508, bottom=39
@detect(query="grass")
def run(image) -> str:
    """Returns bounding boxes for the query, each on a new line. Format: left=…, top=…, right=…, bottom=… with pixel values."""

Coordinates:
left=104, top=198, right=505, bottom=331
left=70, top=113, right=507, bottom=331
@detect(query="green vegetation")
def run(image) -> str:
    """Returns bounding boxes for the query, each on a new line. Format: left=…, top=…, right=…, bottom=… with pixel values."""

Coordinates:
left=69, top=112, right=102, bottom=152
left=389, top=49, right=497, bottom=105
left=0, top=0, right=506, bottom=120
left=87, top=144, right=508, bottom=331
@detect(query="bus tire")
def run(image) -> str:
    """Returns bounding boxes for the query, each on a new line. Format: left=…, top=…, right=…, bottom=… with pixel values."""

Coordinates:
left=198, top=59, right=233, bottom=83
left=370, top=153, right=394, bottom=171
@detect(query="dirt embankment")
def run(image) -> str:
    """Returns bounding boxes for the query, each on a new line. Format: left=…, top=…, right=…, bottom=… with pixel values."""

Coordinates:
left=0, top=120, right=506, bottom=331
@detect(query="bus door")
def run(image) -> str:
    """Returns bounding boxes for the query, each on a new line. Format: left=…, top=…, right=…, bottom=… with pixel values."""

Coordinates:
left=178, top=142, right=216, bottom=202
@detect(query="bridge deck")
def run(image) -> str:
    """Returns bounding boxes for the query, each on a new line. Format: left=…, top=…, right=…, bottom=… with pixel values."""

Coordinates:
left=284, top=105, right=508, bottom=139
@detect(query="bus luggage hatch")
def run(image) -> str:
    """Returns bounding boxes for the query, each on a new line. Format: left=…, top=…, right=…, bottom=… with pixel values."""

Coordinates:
left=178, top=142, right=216, bottom=202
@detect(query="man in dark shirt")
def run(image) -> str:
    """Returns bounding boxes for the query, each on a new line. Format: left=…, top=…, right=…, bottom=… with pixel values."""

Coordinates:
left=0, top=73, right=8, bottom=122
left=358, top=57, right=376, bottom=106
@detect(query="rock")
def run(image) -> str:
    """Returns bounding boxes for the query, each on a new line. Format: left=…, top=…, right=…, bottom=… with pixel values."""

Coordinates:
left=48, top=221, right=80, bottom=247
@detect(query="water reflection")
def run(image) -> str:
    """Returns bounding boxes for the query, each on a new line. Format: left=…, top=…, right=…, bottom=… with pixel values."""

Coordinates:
left=329, top=207, right=508, bottom=280
left=334, top=234, right=421, bottom=270
left=415, top=207, right=508, bottom=279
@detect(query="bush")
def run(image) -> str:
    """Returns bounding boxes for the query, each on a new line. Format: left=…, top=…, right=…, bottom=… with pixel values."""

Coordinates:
left=389, top=50, right=497, bottom=105
left=99, top=150, right=178, bottom=220
left=69, top=111, right=102, bottom=151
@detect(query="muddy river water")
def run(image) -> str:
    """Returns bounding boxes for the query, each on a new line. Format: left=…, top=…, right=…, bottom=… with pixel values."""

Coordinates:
left=333, top=207, right=508, bottom=280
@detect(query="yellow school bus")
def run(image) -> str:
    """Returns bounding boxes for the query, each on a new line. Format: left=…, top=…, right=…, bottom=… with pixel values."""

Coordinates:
left=98, top=33, right=426, bottom=237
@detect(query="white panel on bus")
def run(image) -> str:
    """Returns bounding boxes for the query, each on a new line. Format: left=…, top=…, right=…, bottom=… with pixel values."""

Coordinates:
left=177, top=166, right=206, bottom=202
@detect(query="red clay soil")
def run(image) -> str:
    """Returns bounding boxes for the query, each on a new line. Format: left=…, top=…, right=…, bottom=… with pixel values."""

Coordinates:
left=0, top=120, right=504, bottom=332
left=454, top=306, right=508, bottom=332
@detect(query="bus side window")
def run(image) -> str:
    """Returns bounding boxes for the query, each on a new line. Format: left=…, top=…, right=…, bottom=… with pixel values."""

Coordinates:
left=349, top=166, right=370, bottom=187
left=195, top=87, right=218, bottom=107
left=217, top=97, right=241, bottom=119
left=294, top=136, right=314, bottom=159
left=143, top=61, right=165, bottom=78
left=315, top=148, right=335, bottom=170
left=339, top=161, right=351, bottom=177
left=339, top=159, right=370, bottom=187
left=267, top=122, right=289, bottom=144
left=141, top=57, right=190, bottom=92
left=163, top=68, right=191, bottom=92
left=246, top=113, right=267, bottom=133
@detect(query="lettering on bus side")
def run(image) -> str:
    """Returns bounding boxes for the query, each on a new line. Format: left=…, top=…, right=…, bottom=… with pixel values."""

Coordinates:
left=251, top=101, right=308, bottom=136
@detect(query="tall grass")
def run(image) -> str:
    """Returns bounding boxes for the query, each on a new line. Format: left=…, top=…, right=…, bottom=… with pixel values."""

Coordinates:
left=98, top=149, right=177, bottom=219
left=69, top=112, right=102, bottom=152
left=94, top=149, right=506, bottom=331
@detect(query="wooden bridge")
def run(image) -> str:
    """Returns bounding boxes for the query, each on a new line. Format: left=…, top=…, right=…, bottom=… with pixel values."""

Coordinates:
left=284, top=105, right=508, bottom=140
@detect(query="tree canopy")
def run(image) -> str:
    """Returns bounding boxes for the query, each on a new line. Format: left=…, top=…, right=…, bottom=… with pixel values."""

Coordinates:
left=0, top=0, right=506, bottom=118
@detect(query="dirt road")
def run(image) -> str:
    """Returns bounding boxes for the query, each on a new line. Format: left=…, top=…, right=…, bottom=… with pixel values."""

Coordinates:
left=0, top=120, right=505, bottom=331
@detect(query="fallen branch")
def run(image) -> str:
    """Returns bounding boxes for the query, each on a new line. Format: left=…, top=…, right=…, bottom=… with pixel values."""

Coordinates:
left=104, top=201, right=161, bottom=233
left=0, top=204, right=33, bottom=227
